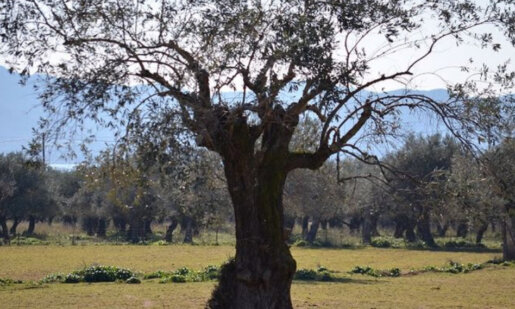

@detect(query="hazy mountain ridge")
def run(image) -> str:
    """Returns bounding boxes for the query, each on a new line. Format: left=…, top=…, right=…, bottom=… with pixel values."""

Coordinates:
left=0, top=66, right=452, bottom=165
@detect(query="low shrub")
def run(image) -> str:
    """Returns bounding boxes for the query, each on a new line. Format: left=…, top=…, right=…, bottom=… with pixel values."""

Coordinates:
left=350, top=266, right=400, bottom=277
left=64, top=274, right=81, bottom=283
left=294, top=269, right=317, bottom=280
left=293, top=240, right=307, bottom=247
left=0, top=278, right=23, bottom=286
left=157, top=266, right=220, bottom=283
left=294, top=267, right=334, bottom=281
left=202, top=265, right=221, bottom=280
left=40, top=273, right=65, bottom=283
left=143, top=270, right=172, bottom=279
left=10, top=237, right=48, bottom=246
left=350, top=265, right=380, bottom=277
left=76, top=265, right=134, bottom=282
left=423, top=261, right=483, bottom=274
left=370, top=237, right=393, bottom=248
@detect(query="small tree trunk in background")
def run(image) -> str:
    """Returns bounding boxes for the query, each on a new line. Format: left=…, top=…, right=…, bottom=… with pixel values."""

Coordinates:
left=393, top=220, right=405, bottom=238
left=183, top=217, right=193, bottom=244
left=127, top=220, right=144, bottom=243
left=490, top=220, right=496, bottom=233
left=144, top=219, right=153, bottom=235
left=436, top=220, right=449, bottom=237
left=456, top=220, right=468, bottom=238
left=283, top=215, right=295, bottom=242
left=320, top=220, right=328, bottom=230
left=26, top=216, right=36, bottom=235
left=475, top=221, right=489, bottom=245
left=96, top=218, right=107, bottom=237
left=113, top=217, right=127, bottom=233
left=9, top=217, right=20, bottom=235
left=405, top=224, right=417, bottom=243
left=349, top=215, right=362, bottom=234
left=165, top=217, right=178, bottom=242
left=301, top=216, right=309, bottom=239
left=502, top=204, right=515, bottom=260
left=362, top=215, right=372, bottom=245
left=83, top=217, right=96, bottom=236
left=305, top=218, right=320, bottom=243
left=416, top=210, right=436, bottom=247
left=370, top=214, right=380, bottom=237
left=0, top=216, right=9, bottom=241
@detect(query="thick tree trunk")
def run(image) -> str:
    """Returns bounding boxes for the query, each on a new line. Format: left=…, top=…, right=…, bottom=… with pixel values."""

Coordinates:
left=9, top=217, right=20, bottom=235
left=475, top=221, right=489, bottom=245
left=502, top=204, right=515, bottom=260
left=165, top=217, right=178, bottom=242
left=208, top=145, right=296, bottom=308
left=26, top=216, right=36, bottom=235
left=305, top=218, right=320, bottom=243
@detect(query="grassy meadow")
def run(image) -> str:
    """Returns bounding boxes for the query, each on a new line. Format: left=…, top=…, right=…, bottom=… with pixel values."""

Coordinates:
left=1, top=244, right=514, bottom=308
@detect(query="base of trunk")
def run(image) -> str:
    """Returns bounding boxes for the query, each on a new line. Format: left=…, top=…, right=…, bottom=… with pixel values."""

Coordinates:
left=207, top=252, right=296, bottom=309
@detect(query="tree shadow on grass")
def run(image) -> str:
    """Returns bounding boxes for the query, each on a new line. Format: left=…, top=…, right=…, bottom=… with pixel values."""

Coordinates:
left=293, top=277, right=384, bottom=285
left=404, top=246, right=501, bottom=253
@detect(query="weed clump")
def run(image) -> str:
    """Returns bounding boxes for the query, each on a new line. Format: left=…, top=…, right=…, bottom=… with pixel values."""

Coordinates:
left=0, top=278, right=23, bottom=286
left=294, top=266, right=334, bottom=281
left=350, top=266, right=401, bottom=277
left=155, top=265, right=221, bottom=283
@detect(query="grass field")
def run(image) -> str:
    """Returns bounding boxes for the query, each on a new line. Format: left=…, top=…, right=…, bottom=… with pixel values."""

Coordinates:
left=1, top=245, right=514, bottom=308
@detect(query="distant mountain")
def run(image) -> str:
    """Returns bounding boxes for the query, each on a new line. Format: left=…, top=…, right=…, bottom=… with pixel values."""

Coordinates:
left=0, top=65, right=453, bottom=164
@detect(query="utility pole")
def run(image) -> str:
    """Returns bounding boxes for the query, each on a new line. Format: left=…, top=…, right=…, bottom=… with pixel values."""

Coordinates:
left=41, top=132, right=46, bottom=166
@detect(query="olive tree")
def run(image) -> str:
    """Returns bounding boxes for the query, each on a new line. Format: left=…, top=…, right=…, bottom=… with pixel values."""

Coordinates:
left=1, top=1, right=514, bottom=307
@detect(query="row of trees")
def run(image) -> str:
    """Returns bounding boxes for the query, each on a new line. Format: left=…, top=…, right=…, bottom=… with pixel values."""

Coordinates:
left=2, top=133, right=513, bottom=256
left=0, top=148, right=232, bottom=243
left=282, top=134, right=514, bottom=257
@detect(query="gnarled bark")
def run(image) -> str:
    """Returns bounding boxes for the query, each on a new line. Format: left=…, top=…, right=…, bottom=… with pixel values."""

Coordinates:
left=207, top=112, right=297, bottom=309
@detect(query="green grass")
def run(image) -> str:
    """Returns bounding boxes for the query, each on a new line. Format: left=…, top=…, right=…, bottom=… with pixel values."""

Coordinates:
left=0, top=245, right=514, bottom=308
